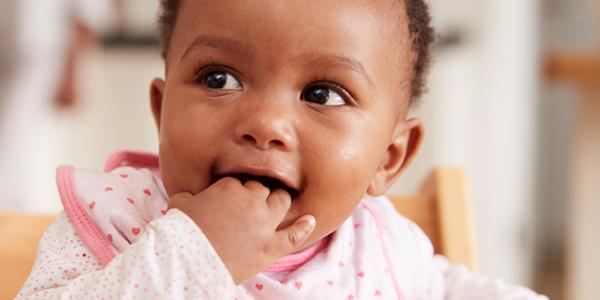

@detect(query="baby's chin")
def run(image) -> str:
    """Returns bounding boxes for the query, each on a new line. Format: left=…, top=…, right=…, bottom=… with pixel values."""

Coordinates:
left=291, top=229, right=333, bottom=254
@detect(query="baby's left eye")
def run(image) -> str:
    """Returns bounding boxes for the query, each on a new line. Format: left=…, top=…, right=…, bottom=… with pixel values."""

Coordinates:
left=301, top=85, right=346, bottom=106
left=200, top=71, right=242, bottom=90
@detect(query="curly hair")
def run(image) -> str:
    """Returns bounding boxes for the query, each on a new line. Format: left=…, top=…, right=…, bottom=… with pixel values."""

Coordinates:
left=157, top=0, right=434, bottom=102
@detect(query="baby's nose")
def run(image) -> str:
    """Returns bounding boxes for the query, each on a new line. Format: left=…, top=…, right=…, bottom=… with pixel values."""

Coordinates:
left=233, top=101, right=297, bottom=151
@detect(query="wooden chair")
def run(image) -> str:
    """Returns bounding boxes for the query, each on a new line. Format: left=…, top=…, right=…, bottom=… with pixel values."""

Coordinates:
left=0, top=167, right=477, bottom=298
left=389, top=168, right=478, bottom=272
left=0, top=212, right=54, bottom=300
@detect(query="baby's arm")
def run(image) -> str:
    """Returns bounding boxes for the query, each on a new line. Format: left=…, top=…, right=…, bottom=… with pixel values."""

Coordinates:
left=17, top=210, right=236, bottom=299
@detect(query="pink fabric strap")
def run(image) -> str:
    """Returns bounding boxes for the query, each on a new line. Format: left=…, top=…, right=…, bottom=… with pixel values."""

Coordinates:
left=264, top=235, right=331, bottom=272
left=56, top=165, right=116, bottom=266
left=362, top=202, right=406, bottom=300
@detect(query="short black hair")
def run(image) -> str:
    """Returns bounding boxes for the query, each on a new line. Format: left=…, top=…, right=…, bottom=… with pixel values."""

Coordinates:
left=157, top=0, right=434, bottom=102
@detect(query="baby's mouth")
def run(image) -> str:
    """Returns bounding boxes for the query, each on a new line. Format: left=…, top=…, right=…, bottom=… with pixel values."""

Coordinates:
left=213, top=172, right=300, bottom=200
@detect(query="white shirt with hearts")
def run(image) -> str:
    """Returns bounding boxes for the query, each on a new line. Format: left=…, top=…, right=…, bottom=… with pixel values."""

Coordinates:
left=17, top=151, right=547, bottom=300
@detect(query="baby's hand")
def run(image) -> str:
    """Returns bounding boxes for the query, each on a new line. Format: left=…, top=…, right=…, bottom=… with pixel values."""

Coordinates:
left=168, top=177, right=316, bottom=284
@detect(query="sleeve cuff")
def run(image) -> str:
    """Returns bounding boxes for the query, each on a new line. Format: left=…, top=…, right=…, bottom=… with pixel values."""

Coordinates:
left=149, top=209, right=237, bottom=295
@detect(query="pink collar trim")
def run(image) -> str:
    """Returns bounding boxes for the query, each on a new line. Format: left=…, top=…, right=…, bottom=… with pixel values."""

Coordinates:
left=104, top=150, right=159, bottom=173
left=264, top=235, right=331, bottom=272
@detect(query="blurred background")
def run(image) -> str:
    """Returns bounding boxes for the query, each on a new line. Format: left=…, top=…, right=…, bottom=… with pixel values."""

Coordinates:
left=0, top=0, right=598, bottom=299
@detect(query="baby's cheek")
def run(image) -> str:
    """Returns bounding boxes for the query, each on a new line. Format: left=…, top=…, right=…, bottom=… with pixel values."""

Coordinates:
left=159, top=147, right=207, bottom=197
left=307, top=182, right=365, bottom=234
left=304, top=143, right=377, bottom=236
left=325, top=152, right=374, bottom=198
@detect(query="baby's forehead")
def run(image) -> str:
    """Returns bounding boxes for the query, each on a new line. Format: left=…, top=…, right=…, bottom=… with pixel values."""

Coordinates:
left=171, top=0, right=410, bottom=58
left=169, top=0, right=413, bottom=102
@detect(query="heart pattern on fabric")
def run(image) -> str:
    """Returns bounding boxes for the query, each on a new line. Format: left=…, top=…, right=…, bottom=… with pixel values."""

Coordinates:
left=104, top=187, right=114, bottom=192
left=143, top=188, right=152, bottom=196
left=88, top=201, right=96, bottom=209
left=294, top=282, right=303, bottom=289
left=326, top=280, right=334, bottom=286
left=255, top=283, right=264, bottom=290
left=127, top=198, right=135, bottom=205
left=358, top=271, right=365, bottom=278
left=131, top=227, right=141, bottom=236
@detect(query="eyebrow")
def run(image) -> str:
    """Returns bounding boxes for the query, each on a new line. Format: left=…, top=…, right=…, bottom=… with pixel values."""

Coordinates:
left=179, top=35, right=251, bottom=64
left=179, top=35, right=375, bottom=90
left=302, top=53, right=375, bottom=91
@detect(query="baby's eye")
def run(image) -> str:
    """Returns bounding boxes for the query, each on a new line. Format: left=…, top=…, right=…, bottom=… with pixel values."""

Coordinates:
left=201, top=71, right=241, bottom=90
left=301, top=85, right=346, bottom=106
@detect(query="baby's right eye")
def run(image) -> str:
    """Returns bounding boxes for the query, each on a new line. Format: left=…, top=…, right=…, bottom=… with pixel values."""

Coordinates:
left=200, top=71, right=242, bottom=90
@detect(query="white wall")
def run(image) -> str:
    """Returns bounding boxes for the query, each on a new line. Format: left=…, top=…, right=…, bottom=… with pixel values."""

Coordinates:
left=393, top=0, right=541, bottom=285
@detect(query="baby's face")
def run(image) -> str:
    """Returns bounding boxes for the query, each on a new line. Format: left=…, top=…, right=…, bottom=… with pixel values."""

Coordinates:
left=151, top=0, right=421, bottom=249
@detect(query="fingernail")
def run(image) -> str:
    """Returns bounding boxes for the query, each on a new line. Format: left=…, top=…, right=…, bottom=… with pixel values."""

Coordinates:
left=305, top=216, right=316, bottom=228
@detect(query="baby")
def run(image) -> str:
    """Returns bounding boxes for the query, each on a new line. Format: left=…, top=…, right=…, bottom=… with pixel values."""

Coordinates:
left=18, top=0, right=546, bottom=299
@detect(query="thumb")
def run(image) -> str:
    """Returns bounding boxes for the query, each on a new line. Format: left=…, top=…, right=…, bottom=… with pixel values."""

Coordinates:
left=274, top=215, right=316, bottom=255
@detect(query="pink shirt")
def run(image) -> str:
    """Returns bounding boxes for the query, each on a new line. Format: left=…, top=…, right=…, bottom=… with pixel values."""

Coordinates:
left=17, top=151, right=547, bottom=299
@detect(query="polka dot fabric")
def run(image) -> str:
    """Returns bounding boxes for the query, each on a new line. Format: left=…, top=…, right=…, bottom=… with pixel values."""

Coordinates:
left=18, top=210, right=236, bottom=299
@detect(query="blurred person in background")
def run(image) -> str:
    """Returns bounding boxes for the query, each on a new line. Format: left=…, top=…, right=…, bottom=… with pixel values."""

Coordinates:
left=0, top=0, right=114, bottom=212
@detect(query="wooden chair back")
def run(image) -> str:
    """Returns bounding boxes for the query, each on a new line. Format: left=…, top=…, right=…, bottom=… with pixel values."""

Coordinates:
left=389, top=167, right=478, bottom=271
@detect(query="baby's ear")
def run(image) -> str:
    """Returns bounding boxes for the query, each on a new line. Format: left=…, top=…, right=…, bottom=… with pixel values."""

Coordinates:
left=367, top=118, right=423, bottom=196
left=150, top=78, right=166, bottom=131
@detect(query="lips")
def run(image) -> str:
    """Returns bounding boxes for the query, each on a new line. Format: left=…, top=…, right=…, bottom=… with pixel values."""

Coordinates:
left=212, top=166, right=300, bottom=199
